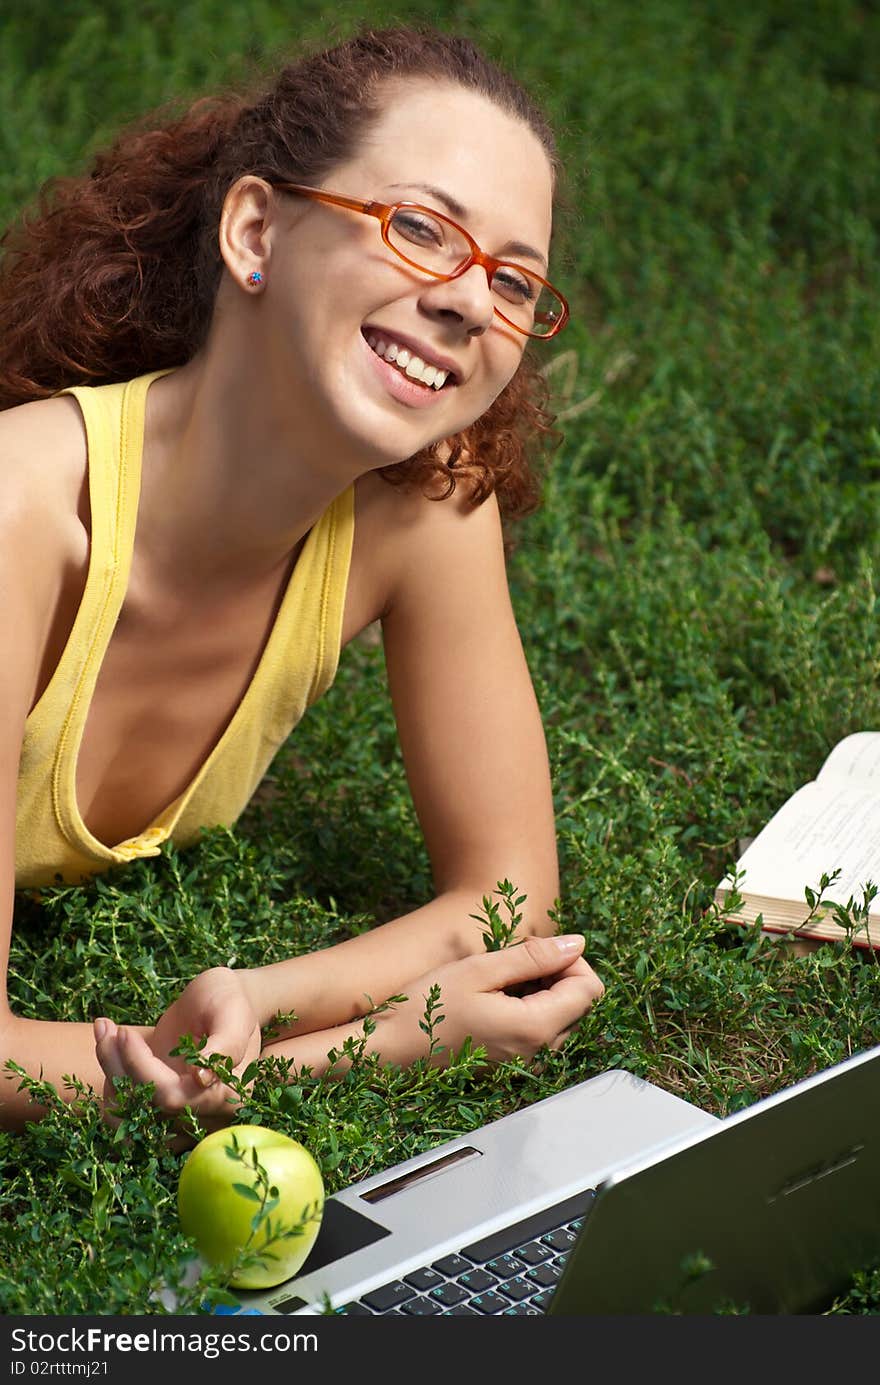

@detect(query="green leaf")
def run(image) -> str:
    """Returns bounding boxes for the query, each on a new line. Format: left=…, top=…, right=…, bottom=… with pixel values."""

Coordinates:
left=231, top=1182, right=262, bottom=1203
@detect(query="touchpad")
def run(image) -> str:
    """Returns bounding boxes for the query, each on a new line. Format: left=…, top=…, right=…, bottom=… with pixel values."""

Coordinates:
left=297, top=1196, right=391, bottom=1276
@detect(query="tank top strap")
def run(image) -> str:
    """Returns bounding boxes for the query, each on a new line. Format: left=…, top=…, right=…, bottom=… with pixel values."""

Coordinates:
left=49, top=370, right=171, bottom=854
left=58, top=371, right=169, bottom=589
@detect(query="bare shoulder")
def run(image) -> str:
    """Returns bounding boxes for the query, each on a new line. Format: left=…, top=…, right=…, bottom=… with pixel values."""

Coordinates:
left=348, top=468, right=504, bottom=632
left=0, top=397, right=89, bottom=684
left=0, top=395, right=87, bottom=524
left=354, top=464, right=499, bottom=533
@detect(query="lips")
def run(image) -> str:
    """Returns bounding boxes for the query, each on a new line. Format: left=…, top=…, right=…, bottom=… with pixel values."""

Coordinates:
left=362, top=328, right=460, bottom=389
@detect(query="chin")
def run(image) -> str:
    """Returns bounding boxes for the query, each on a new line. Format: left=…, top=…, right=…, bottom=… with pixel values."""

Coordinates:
left=336, top=402, right=455, bottom=469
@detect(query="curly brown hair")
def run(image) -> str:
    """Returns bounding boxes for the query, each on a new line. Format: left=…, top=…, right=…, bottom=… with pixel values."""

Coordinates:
left=0, top=26, right=561, bottom=519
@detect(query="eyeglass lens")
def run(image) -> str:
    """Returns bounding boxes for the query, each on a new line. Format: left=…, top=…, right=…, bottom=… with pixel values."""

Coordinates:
left=386, top=207, right=563, bottom=336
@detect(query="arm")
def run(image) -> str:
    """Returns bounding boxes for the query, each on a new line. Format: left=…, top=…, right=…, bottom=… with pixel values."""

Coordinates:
left=1, top=763, right=113, bottom=1128
left=96, top=486, right=601, bottom=1117
left=1, top=714, right=138, bottom=1126
left=241, top=484, right=562, bottom=1037
left=103, top=937, right=602, bottom=1106
left=261, top=936, right=602, bottom=1072
left=0, top=400, right=116, bottom=1126
left=0, top=399, right=217, bottom=1130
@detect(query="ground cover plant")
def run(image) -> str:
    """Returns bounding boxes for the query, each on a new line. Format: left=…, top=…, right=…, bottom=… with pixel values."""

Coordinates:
left=1, top=0, right=879, bottom=1315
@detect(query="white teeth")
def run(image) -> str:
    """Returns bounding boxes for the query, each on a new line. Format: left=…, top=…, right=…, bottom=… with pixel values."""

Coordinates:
left=366, top=332, right=452, bottom=388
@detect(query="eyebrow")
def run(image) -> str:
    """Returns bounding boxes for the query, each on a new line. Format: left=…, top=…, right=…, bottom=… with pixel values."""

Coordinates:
left=385, top=182, right=549, bottom=270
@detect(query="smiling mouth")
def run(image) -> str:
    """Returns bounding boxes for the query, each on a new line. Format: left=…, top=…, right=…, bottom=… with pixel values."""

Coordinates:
left=363, top=330, right=453, bottom=390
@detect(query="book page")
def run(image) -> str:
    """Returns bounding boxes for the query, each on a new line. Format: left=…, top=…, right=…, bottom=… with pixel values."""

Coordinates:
left=724, top=782, right=880, bottom=907
left=816, top=731, right=880, bottom=785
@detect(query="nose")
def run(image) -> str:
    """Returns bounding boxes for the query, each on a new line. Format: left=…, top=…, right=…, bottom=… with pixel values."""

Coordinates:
left=418, top=263, right=495, bottom=337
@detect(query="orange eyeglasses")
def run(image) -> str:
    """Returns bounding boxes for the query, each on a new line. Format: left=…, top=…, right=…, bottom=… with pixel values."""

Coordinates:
left=269, top=182, right=569, bottom=340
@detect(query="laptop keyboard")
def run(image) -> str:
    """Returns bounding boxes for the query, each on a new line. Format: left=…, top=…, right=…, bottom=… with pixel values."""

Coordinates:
left=338, top=1188, right=596, bottom=1316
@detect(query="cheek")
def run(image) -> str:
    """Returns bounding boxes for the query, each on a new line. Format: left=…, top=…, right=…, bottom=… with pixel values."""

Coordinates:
left=448, top=354, right=524, bottom=437
left=481, top=337, right=528, bottom=405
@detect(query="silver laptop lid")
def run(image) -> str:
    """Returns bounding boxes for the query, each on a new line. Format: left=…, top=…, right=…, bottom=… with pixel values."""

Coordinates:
left=551, top=1044, right=880, bottom=1314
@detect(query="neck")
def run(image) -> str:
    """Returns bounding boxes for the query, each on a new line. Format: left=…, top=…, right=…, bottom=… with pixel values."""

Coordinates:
left=136, top=339, right=379, bottom=589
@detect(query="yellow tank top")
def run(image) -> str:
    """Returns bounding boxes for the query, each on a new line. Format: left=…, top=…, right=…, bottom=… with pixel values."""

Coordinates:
left=16, top=371, right=355, bottom=888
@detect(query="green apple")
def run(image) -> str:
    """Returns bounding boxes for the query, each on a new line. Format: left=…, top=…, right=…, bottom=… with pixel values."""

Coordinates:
left=177, top=1124, right=324, bottom=1289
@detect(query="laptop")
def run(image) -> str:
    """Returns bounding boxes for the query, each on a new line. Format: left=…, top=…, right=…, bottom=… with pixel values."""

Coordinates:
left=218, top=1045, right=880, bottom=1317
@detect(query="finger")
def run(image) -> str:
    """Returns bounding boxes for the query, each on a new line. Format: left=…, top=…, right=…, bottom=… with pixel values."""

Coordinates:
left=546, top=1013, right=591, bottom=1050
left=146, top=1025, right=213, bottom=1085
left=551, top=955, right=604, bottom=986
left=196, top=1022, right=253, bottom=1087
left=548, top=953, right=591, bottom=976
left=229, top=1027, right=262, bottom=1081
left=504, top=980, right=544, bottom=998
left=94, top=1019, right=127, bottom=1081
left=115, top=1027, right=198, bottom=1110
left=197, top=997, right=260, bottom=1078
left=121, top=1028, right=241, bottom=1117
left=519, top=964, right=604, bottom=1032
left=476, top=935, right=586, bottom=992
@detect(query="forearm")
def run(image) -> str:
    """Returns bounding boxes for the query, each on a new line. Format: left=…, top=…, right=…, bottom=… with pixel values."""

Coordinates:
left=257, top=934, right=598, bottom=1079
left=260, top=1005, right=431, bottom=1077
left=0, top=1012, right=149, bottom=1130
left=241, top=889, right=478, bottom=1037
left=242, top=885, right=555, bottom=1039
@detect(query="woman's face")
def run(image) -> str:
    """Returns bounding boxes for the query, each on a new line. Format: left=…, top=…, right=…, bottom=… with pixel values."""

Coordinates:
left=259, top=80, right=555, bottom=467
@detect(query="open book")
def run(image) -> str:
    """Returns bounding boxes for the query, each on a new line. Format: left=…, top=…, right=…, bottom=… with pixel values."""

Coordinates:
left=715, top=732, right=880, bottom=948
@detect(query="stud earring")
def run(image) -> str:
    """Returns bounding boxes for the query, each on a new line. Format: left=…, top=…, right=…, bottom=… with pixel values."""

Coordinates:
left=247, top=270, right=264, bottom=287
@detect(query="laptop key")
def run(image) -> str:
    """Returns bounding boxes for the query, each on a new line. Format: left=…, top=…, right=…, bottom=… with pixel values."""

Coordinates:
left=532, top=1290, right=554, bottom=1311
left=513, top=1240, right=554, bottom=1266
left=497, top=1277, right=534, bottom=1302
left=404, top=1267, right=445, bottom=1292
left=430, top=1282, right=470, bottom=1307
left=400, top=1295, right=442, bottom=1316
left=340, top=1302, right=373, bottom=1315
left=457, top=1268, right=498, bottom=1293
left=526, top=1262, right=563, bottom=1288
left=444, top=1305, right=481, bottom=1316
left=460, top=1189, right=595, bottom=1263
left=470, top=1291, right=511, bottom=1314
left=504, top=1302, right=543, bottom=1315
left=361, top=1280, right=416, bottom=1312
left=432, top=1254, right=472, bottom=1277
left=542, top=1228, right=578, bottom=1253
left=485, top=1254, right=523, bottom=1279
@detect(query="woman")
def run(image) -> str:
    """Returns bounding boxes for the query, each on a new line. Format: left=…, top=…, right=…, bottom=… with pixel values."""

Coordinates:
left=0, top=26, right=603, bottom=1131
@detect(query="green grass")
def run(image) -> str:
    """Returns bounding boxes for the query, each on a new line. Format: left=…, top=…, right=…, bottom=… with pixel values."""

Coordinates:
left=2, top=0, right=880, bottom=1315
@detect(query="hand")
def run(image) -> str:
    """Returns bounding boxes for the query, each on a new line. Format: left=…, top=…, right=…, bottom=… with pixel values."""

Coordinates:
left=94, top=967, right=262, bottom=1130
left=375, top=934, right=604, bottom=1066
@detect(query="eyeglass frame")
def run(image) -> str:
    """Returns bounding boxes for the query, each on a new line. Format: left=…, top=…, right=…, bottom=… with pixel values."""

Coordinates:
left=266, top=181, right=570, bottom=340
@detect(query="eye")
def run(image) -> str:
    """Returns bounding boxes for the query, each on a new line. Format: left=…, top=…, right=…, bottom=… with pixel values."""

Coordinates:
left=491, top=266, right=539, bottom=306
left=389, top=209, right=447, bottom=248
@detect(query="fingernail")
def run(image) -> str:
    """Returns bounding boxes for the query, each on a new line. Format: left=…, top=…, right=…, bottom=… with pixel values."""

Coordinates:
left=197, top=1067, right=214, bottom=1088
left=94, top=1018, right=107, bottom=1041
left=552, top=934, right=584, bottom=954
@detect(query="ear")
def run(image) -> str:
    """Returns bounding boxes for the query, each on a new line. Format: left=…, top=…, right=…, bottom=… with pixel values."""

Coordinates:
left=218, top=176, right=276, bottom=289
